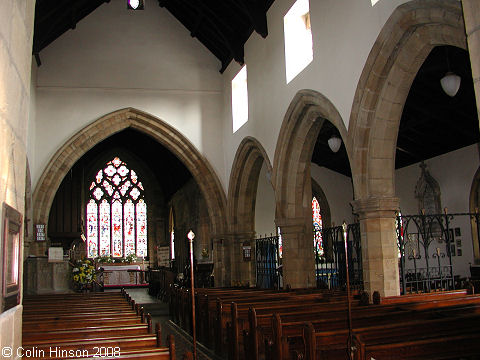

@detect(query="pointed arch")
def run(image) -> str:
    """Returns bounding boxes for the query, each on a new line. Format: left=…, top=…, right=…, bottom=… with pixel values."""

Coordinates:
left=470, top=166, right=480, bottom=262
left=272, top=89, right=348, bottom=221
left=33, top=108, right=227, bottom=238
left=227, top=136, right=273, bottom=234
left=271, top=89, right=347, bottom=288
left=348, top=0, right=467, bottom=200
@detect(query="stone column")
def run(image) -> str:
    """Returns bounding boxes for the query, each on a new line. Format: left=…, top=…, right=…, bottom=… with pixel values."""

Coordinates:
left=351, top=197, right=400, bottom=298
left=212, top=234, right=230, bottom=286
left=462, top=0, right=480, bottom=123
left=229, top=231, right=256, bottom=287
left=276, top=218, right=316, bottom=289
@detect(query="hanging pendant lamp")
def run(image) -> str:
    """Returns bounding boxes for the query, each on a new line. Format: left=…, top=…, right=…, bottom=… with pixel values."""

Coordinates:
left=328, top=135, right=342, bottom=153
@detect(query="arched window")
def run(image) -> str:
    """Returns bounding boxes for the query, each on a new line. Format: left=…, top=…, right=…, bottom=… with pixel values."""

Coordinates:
left=277, top=226, right=283, bottom=259
left=396, top=211, right=403, bottom=259
left=86, top=157, right=147, bottom=258
left=169, top=207, right=175, bottom=260
left=312, top=197, right=324, bottom=256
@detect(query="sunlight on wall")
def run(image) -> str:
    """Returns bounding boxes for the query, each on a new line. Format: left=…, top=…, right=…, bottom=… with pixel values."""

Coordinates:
left=371, top=0, right=381, bottom=6
left=232, top=65, right=248, bottom=133
left=284, top=0, right=313, bottom=84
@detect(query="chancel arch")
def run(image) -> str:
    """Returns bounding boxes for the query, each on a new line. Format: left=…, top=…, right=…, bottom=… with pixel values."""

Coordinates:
left=349, top=0, right=469, bottom=297
left=272, top=89, right=349, bottom=289
left=32, top=108, right=228, bottom=283
left=227, top=136, right=274, bottom=286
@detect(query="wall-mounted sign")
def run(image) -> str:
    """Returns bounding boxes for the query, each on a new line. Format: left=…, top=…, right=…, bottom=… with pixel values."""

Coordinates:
left=48, top=247, right=64, bottom=263
left=157, top=246, right=170, bottom=267
left=242, top=241, right=251, bottom=261
left=35, top=224, right=46, bottom=242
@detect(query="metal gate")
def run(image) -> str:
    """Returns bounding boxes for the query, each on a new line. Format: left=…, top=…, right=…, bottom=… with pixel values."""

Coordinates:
left=397, top=211, right=479, bottom=294
left=315, top=222, right=363, bottom=290
left=255, top=235, right=279, bottom=289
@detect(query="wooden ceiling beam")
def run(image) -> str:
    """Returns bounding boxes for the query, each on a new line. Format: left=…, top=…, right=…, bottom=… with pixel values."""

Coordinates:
left=158, top=0, right=244, bottom=64
left=236, top=0, right=268, bottom=38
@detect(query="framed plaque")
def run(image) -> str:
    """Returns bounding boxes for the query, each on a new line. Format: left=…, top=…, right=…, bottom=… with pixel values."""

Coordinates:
left=35, top=223, right=46, bottom=241
left=2, top=203, right=22, bottom=312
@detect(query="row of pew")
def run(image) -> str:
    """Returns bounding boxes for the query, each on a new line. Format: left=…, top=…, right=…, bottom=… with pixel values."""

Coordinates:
left=23, top=290, right=178, bottom=359
left=169, top=286, right=480, bottom=360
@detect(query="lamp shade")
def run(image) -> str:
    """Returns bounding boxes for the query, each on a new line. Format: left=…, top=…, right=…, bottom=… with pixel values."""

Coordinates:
left=440, top=72, right=461, bottom=97
left=328, top=135, right=342, bottom=153
left=127, top=0, right=144, bottom=10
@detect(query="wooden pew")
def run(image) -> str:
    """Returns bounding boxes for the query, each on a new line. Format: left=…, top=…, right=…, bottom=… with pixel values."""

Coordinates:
left=376, top=289, right=468, bottom=305
left=23, top=291, right=176, bottom=360
left=353, top=328, right=480, bottom=360
left=218, top=291, right=351, bottom=357
left=174, top=287, right=282, bottom=345
left=23, top=315, right=142, bottom=332
left=23, top=334, right=176, bottom=360
left=215, top=293, right=328, bottom=353
left=23, top=323, right=151, bottom=341
left=232, top=295, right=353, bottom=359
left=254, top=293, right=480, bottom=360
left=298, top=294, right=480, bottom=360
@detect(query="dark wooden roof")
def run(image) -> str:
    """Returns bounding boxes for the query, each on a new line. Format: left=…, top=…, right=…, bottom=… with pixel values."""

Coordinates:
left=33, top=0, right=275, bottom=72
left=312, top=45, right=479, bottom=177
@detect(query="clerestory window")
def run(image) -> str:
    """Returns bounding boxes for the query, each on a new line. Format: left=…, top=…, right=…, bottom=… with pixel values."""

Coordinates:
left=284, top=0, right=313, bottom=83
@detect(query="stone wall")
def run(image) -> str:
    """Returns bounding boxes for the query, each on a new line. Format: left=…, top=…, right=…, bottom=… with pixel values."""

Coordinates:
left=168, top=179, right=212, bottom=276
left=0, top=0, right=35, bottom=357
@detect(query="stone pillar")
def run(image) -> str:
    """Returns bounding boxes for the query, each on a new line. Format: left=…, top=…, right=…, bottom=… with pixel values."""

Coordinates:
left=351, top=197, right=400, bottom=298
left=230, top=231, right=256, bottom=287
left=462, top=0, right=480, bottom=123
left=212, top=234, right=229, bottom=286
left=276, top=218, right=316, bottom=289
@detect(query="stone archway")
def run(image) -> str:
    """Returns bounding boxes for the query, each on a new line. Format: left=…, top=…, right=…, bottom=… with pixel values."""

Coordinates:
left=469, top=166, right=480, bottom=263
left=272, top=89, right=348, bottom=288
left=349, top=0, right=466, bottom=200
left=32, top=108, right=228, bottom=281
left=227, top=136, right=273, bottom=285
left=348, top=0, right=467, bottom=296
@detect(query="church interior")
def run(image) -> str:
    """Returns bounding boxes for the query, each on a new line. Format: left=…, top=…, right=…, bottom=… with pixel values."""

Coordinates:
left=1, top=0, right=480, bottom=358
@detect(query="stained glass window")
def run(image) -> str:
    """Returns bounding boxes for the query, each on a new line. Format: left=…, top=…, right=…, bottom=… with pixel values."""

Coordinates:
left=87, top=200, right=98, bottom=258
left=277, top=227, right=283, bottom=259
left=86, top=157, right=147, bottom=258
left=312, top=197, right=324, bottom=256
left=169, top=208, right=175, bottom=260
left=396, top=211, right=403, bottom=259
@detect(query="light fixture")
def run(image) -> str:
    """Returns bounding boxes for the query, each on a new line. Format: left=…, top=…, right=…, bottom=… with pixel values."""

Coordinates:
left=328, top=135, right=342, bottom=153
left=127, top=0, right=144, bottom=10
left=440, top=72, right=461, bottom=97
left=440, top=46, right=461, bottom=97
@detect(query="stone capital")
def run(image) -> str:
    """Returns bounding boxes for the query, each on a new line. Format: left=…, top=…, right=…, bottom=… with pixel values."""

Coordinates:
left=351, top=196, right=400, bottom=220
left=224, top=231, right=256, bottom=243
left=275, top=217, right=306, bottom=235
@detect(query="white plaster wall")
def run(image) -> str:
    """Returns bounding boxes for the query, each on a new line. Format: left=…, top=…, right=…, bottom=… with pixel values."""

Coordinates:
left=396, top=144, right=480, bottom=278
left=0, top=0, right=35, bottom=356
left=255, top=162, right=276, bottom=237
left=0, top=306, right=23, bottom=360
left=311, top=163, right=355, bottom=226
left=33, top=0, right=225, bottom=191
left=27, top=61, right=36, bottom=169
left=222, top=0, right=409, bottom=187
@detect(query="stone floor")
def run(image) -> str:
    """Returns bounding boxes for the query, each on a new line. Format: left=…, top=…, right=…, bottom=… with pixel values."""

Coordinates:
left=124, top=288, right=222, bottom=360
